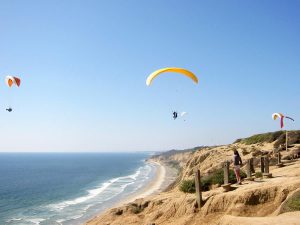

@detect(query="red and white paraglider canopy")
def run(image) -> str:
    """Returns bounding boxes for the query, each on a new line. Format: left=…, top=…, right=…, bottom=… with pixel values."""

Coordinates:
left=5, top=76, right=21, bottom=87
left=272, top=113, right=294, bottom=128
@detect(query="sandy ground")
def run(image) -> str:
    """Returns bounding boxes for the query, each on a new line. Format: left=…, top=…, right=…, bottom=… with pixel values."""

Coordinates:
left=220, top=212, right=300, bottom=225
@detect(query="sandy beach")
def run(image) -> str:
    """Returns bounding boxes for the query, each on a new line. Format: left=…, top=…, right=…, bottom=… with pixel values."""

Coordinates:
left=85, top=160, right=178, bottom=225
left=125, top=161, right=166, bottom=201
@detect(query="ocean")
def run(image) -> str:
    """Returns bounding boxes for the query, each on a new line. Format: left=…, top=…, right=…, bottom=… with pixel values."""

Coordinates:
left=0, top=152, right=156, bottom=225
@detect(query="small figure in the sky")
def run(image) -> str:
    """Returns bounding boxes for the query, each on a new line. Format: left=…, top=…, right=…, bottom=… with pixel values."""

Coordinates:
left=173, top=111, right=178, bottom=120
left=6, top=108, right=12, bottom=112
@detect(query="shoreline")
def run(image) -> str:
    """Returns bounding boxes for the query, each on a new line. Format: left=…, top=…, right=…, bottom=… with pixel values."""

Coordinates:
left=84, top=160, right=178, bottom=225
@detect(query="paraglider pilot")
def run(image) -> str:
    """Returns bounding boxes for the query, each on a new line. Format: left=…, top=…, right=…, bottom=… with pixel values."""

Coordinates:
left=173, top=111, right=178, bottom=120
left=6, top=108, right=12, bottom=112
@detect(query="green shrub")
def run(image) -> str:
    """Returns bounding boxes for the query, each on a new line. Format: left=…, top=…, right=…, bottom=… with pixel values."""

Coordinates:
left=180, top=168, right=248, bottom=193
left=274, top=130, right=300, bottom=148
left=229, top=170, right=237, bottom=183
left=211, top=169, right=224, bottom=185
left=239, top=131, right=284, bottom=145
left=129, top=203, right=142, bottom=214
left=240, top=170, right=247, bottom=178
left=180, top=179, right=196, bottom=193
left=210, top=168, right=247, bottom=185
left=233, top=138, right=242, bottom=144
left=281, top=191, right=300, bottom=212
left=255, top=172, right=263, bottom=178
left=131, top=206, right=142, bottom=214
left=201, top=177, right=212, bottom=191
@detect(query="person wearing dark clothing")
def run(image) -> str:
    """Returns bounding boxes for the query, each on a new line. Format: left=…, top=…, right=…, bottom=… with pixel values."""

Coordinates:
left=233, top=149, right=243, bottom=184
left=173, top=111, right=178, bottom=120
left=6, top=108, right=12, bottom=112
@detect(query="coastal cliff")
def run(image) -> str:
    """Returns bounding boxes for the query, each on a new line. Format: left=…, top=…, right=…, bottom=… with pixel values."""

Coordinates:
left=86, top=130, right=300, bottom=225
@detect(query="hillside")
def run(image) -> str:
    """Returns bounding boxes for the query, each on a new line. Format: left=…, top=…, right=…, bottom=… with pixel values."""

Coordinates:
left=86, top=130, right=300, bottom=225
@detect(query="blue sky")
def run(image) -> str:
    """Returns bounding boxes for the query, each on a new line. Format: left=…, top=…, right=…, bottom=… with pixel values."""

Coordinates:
left=0, top=0, right=299, bottom=151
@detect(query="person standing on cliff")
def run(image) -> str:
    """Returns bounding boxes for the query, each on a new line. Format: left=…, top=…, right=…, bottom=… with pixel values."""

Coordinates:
left=233, top=149, right=243, bottom=184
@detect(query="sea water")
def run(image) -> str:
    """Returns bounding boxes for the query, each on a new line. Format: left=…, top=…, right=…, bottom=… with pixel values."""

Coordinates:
left=0, top=152, right=156, bottom=225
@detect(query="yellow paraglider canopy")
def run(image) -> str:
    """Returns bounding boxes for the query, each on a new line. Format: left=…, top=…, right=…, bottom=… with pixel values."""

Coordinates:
left=146, top=67, right=198, bottom=86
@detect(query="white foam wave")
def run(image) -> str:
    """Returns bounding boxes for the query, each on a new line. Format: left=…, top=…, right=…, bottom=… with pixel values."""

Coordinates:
left=56, top=213, right=84, bottom=224
left=25, top=218, right=45, bottom=224
left=128, top=168, right=141, bottom=180
left=50, top=178, right=118, bottom=211
left=4, top=162, right=155, bottom=225
left=6, top=218, right=23, bottom=222
left=6, top=217, right=46, bottom=225
left=48, top=167, right=145, bottom=212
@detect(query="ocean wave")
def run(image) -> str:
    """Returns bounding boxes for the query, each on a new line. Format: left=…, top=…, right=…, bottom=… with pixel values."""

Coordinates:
left=24, top=218, right=46, bottom=225
left=6, top=218, right=23, bottom=223
left=7, top=163, right=154, bottom=225
left=47, top=168, right=147, bottom=224
left=55, top=213, right=84, bottom=224
left=127, top=168, right=141, bottom=180
left=48, top=166, right=146, bottom=212
left=30, top=218, right=46, bottom=224
left=6, top=217, right=46, bottom=225
left=49, top=178, right=117, bottom=211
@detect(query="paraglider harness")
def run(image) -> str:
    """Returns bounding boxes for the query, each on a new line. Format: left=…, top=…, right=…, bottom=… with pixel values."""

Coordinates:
left=6, top=108, right=12, bottom=112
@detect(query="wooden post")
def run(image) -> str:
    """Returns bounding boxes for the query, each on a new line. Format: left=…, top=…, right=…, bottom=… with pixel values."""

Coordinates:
left=276, top=152, right=284, bottom=167
left=246, top=159, right=251, bottom=178
left=286, top=130, right=288, bottom=151
left=260, top=156, right=265, bottom=173
left=245, top=159, right=254, bottom=181
left=250, top=158, right=255, bottom=174
left=194, top=169, right=202, bottom=209
left=221, top=161, right=231, bottom=191
left=263, top=156, right=272, bottom=178
left=264, top=157, right=269, bottom=174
